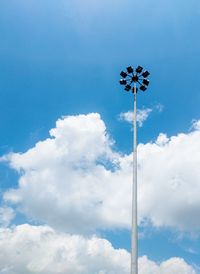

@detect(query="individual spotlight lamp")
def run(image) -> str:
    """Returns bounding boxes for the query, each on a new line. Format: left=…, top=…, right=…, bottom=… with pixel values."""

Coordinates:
left=125, top=85, right=131, bottom=91
left=142, top=70, right=150, bottom=78
left=127, top=66, right=134, bottom=73
left=140, top=85, right=147, bottom=91
left=119, top=79, right=127, bottom=85
left=142, top=79, right=149, bottom=86
left=135, top=65, right=143, bottom=74
left=119, top=66, right=150, bottom=274
left=120, top=71, right=128, bottom=78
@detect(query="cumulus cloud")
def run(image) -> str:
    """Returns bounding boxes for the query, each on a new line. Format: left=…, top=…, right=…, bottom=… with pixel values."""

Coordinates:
left=155, top=103, right=164, bottom=113
left=3, top=113, right=125, bottom=234
left=138, top=126, right=200, bottom=232
left=119, top=104, right=163, bottom=127
left=2, top=113, right=200, bottom=234
left=119, top=108, right=152, bottom=127
left=192, top=119, right=200, bottom=130
left=0, top=224, right=129, bottom=274
left=0, top=224, right=195, bottom=274
left=137, top=108, right=152, bottom=127
left=139, top=256, right=195, bottom=274
left=0, top=206, right=15, bottom=227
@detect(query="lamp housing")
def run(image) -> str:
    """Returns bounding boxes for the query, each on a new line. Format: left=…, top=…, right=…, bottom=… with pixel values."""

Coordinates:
left=120, top=79, right=127, bottom=85
left=120, top=71, right=127, bottom=78
left=125, top=85, right=131, bottom=91
left=143, top=79, right=149, bottom=86
left=142, top=71, right=150, bottom=78
left=127, top=66, right=134, bottom=74
left=140, top=85, right=147, bottom=91
left=136, top=66, right=143, bottom=74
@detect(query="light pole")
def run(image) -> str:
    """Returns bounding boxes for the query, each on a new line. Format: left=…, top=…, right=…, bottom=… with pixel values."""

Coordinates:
left=119, top=66, right=150, bottom=274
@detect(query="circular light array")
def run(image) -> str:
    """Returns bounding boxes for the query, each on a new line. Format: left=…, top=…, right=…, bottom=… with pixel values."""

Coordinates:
left=119, top=66, right=150, bottom=93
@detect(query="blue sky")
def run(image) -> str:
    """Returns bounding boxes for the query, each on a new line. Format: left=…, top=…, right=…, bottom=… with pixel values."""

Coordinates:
left=0, top=0, right=200, bottom=273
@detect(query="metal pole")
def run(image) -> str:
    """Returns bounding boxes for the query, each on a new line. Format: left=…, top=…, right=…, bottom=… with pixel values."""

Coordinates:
left=131, top=83, right=138, bottom=274
left=119, top=65, right=150, bottom=274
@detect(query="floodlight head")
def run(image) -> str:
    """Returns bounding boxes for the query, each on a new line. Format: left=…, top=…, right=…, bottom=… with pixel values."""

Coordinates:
left=119, top=79, right=127, bottom=85
left=143, top=79, right=149, bottom=86
left=140, top=85, right=147, bottom=91
left=120, top=71, right=128, bottom=78
left=119, top=65, right=150, bottom=94
left=127, top=66, right=134, bottom=74
left=142, top=70, right=150, bottom=78
left=125, top=85, right=131, bottom=91
left=136, top=66, right=143, bottom=74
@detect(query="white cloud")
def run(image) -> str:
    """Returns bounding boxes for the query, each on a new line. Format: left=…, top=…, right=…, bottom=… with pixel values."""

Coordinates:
left=119, top=104, right=163, bottom=127
left=0, top=207, right=15, bottom=227
left=2, top=113, right=200, bottom=234
left=138, top=125, right=200, bottom=232
left=192, top=119, right=200, bottom=130
left=0, top=224, right=196, bottom=274
left=155, top=133, right=169, bottom=146
left=119, top=103, right=164, bottom=128
left=119, top=108, right=152, bottom=127
left=137, top=108, right=152, bottom=127
left=139, top=256, right=196, bottom=274
left=119, top=111, right=133, bottom=123
left=3, top=113, right=124, bottom=234
left=0, top=224, right=129, bottom=274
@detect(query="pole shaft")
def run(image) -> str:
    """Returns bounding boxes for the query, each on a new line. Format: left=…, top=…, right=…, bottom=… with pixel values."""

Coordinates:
left=131, top=84, right=138, bottom=274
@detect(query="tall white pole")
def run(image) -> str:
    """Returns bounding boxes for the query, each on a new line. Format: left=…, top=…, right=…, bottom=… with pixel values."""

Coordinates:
left=131, top=83, right=138, bottom=274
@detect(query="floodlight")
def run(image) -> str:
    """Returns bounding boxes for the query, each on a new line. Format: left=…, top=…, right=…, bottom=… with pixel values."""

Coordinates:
left=136, top=66, right=143, bottom=74
left=125, top=85, right=131, bottom=91
left=140, top=85, right=147, bottom=91
left=142, top=70, right=150, bottom=78
left=120, top=71, right=127, bottom=78
left=119, top=65, right=150, bottom=93
left=119, top=79, right=127, bottom=85
left=127, top=66, right=134, bottom=74
left=143, top=79, right=149, bottom=86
